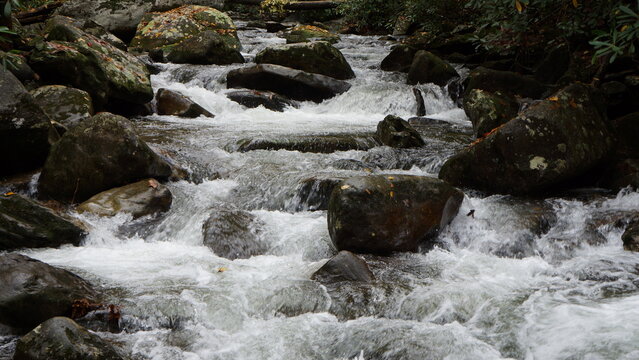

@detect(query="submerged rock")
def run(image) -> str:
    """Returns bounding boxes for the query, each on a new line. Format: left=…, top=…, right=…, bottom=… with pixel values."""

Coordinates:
left=165, top=30, right=244, bottom=65
left=376, top=115, right=424, bottom=148
left=440, top=83, right=613, bottom=195
left=226, top=90, right=299, bottom=112
left=13, top=317, right=126, bottom=360
left=463, top=89, right=519, bottom=138
left=328, top=175, right=464, bottom=254
left=464, top=67, right=546, bottom=99
left=77, top=179, right=172, bottom=219
left=202, top=207, right=266, bottom=260
left=30, top=85, right=94, bottom=128
left=255, top=41, right=355, bottom=80
left=226, top=64, right=352, bottom=103
left=407, top=50, right=458, bottom=86
left=0, top=254, right=97, bottom=332
left=156, top=88, right=214, bottom=118
left=233, top=134, right=379, bottom=153
left=283, top=25, right=339, bottom=44
left=312, top=251, right=375, bottom=283
left=0, top=194, right=85, bottom=251
left=38, top=113, right=173, bottom=203
left=294, top=175, right=347, bottom=211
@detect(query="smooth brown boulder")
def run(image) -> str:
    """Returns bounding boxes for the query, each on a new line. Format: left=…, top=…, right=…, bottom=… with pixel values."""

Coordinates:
left=156, top=89, right=214, bottom=118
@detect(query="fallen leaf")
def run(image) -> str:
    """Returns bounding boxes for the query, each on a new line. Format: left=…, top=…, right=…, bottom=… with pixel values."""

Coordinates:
left=548, top=96, right=559, bottom=101
left=3, top=192, right=15, bottom=196
left=148, top=179, right=159, bottom=189
left=340, top=185, right=351, bottom=190
left=389, top=191, right=395, bottom=198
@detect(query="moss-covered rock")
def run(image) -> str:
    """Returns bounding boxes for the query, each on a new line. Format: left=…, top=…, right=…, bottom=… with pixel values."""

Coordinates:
left=440, top=83, right=613, bottom=195
left=30, top=85, right=94, bottom=128
left=130, top=5, right=239, bottom=53
left=165, top=30, right=244, bottom=65
left=328, top=175, right=464, bottom=254
left=463, top=89, right=519, bottom=138
left=38, top=113, right=173, bottom=203
left=407, top=50, right=459, bottom=86
left=255, top=41, right=354, bottom=80
left=464, top=66, right=546, bottom=99
left=283, top=25, right=339, bottom=44
left=376, top=115, right=424, bottom=148
left=156, top=88, right=214, bottom=118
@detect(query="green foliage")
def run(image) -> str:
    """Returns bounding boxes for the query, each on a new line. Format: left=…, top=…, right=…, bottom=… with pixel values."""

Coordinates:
left=590, top=0, right=639, bottom=62
left=336, top=0, right=403, bottom=32
left=0, top=25, right=14, bottom=43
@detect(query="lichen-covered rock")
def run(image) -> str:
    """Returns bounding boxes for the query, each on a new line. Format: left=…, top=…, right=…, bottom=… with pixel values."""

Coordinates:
left=233, top=134, right=379, bottom=153
left=464, top=67, right=546, bottom=99
left=165, top=30, right=244, bottom=65
left=226, top=64, right=351, bottom=103
left=440, top=83, right=613, bottom=195
left=30, top=16, right=153, bottom=110
left=283, top=25, right=339, bottom=44
left=202, top=207, right=266, bottom=260
left=328, top=175, right=464, bottom=254
left=380, top=44, right=418, bottom=73
left=376, top=115, right=424, bottom=148
left=226, top=90, right=299, bottom=112
left=312, top=251, right=375, bottom=283
left=13, top=317, right=126, bottom=360
left=77, top=179, right=172, bottom=219
left=0, top=69, right=53, bottom=176
left=38, top=113, right=173, bottom=203
left=0, top=254, right=97, bottom=332
left=156, top=88, right=214, bottom=118
left=0, top=193, right=85, bottom=251
left=463, top=89, right=519, bottom=138
left=255, top=41, right=355, bottom=80
left=131, top=5, right=239, bottom=53
left=407, top=50, right=459, bottom=86
left=30, top=85, right=94, bottom=128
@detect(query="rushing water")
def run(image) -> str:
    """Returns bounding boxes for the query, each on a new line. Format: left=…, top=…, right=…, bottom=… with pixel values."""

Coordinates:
left=5, top=23, right=639, bottom=360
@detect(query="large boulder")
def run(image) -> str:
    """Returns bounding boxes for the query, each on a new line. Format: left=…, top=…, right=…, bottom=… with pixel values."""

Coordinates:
left=312, top=251, right=375, bottom=283
left=38, top=113, right=173, bottom=203
left=30, top=16, right=153, bottom=110
left=156, top=88, right=214, bottom=118
left=327, top=175, right=464, bottom=254
left=0, top=194, right=85, bottom=251
left=165, top=30, right=244, bottom=65
left=202, top=207, right=266, bottom=260
left=0, top=69, right=54, bottom=176
left=0, top=254, right=97, bottom=332
left=130, top=5, right=239, bottom=53
left=255, top=41, right=355, bottom=80
left=283, top=25, right=339, bottom=44
left=226, top=90, right=299, bottom=112
left=407, top=50, right=458, bottom=86
left=226, top=64, right=352, bottom=103
left=30, top=85, right=94, bottom=128
left=463, top=89, right=519, bottom=138
left=294, top=175, right=346, bottom=211
left=440, top=83, right=614, bottom=194
left=376, top=115, right=424, bottom=148
left=464, top=67, right=546, bottom=99
left=380, top=44, right=418, bottom=73
left=13, top=317, right=126, bottom=360
left=77, top=179, right=172, bottom=219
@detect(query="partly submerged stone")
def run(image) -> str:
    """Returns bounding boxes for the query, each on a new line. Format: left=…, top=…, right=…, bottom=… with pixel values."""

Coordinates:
left=156, top=88, right=214, bottom=118
left=233, top=134, right=379, bottom=153
left=30, top=85, right=94, bottom=128
left=202, top=207, right=266, bottom=260
left=407, top=50, right=459, bottom=86
left=226, top=90, right=299, bottom=112
left=376, top=115, right=425, bottom=148
left=312, top=251, right=375, bottom=283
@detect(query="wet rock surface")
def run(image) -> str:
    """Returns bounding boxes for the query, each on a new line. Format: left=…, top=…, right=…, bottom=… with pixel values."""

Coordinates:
left=156, top=88, right=214, bottom=118
left=463, top=89, right=519, bottom=138
left=294, top=175, right=347, bottom=211
left=232, top=134, right=379, bottom=153
left=407, top=51, right=458, bottom=86
left=226, top=90, right=299, bottom=112
left=312, top=251, right=375, bottom=283
left=202, top=207, right=266, bottom=260
left=376, top=115, right=424, bottom=148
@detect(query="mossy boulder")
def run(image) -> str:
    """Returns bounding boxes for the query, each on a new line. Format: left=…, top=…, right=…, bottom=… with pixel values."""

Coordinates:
left=463, top=89, right=520, bottom=138
left=283, top=25, right=339, bottom=44
left=464, top=66, right=546, bottom=99
left=255, top=41, right=355, bottom=80
left=156, top=88, right=214, bottom=118
left=376, top=115, right=424, bottom=148
left=327, top=175, right=464, bottom=254
left=407, top=50, right=459, bottom=86
left=77, top=179, right=172, bottom=219
left=30, top=16, right=153, bottom=110
left=202, top=207, right=266, bottom=260
left=13, top=317, right=126, bottom=360
left=0, top=193, right=85, bottom=251
left=30, top=85, right=94, bottom=128
left=0, top=69, right=54, bottom=177
left=0, top=254, right=97, bottom=332
left=440, top=83, right=614, bottom=195
left=165, top=30, right=244, bottom=65
left=38, top=113, right=173, bottom=203
left=130, top=5, right=239, bottom=53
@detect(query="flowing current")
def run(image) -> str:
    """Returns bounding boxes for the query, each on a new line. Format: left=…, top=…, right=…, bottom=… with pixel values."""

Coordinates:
left=5, top=23, right=639, bottom=360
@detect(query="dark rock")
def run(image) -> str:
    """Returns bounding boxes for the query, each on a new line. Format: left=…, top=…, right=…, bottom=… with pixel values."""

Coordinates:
left=407, top=51, right=459, bottom=86
left=612, top=112, right=639, bottom=157
left=294, top=176, right=346, bottom=211
left=376, top=115, right=424, bottom=148
left=38, top=113, right=173, bottom=203
left=440, top=83, right=613, bottom=195
left=464, top=67, right=546, bottom=99
left=255, top=41, right=354, bottom=80
left=328, top=175, right=464, bottom=254
left=534, top=43, right=570, bottom=84
left=599, top=158, right=639, bottom=191
left=463, top=89, right=519, bottom=138
left=283, top=25, right=339, bottom=44
left=156, top=88, right=214, bottom=118
left=30, top=85, right=94, bottom=128
left=0, top=69, right=53, bottom=176
left=226, top=90, right=299, bottom=112
left=165, top=30, right=244, bottom=65
left=0, top=254, right=97, bottom=332
left=312, top=251, right=375, bottom=283
left=226, top=64, right=352, bottom=103
left=13, top=317, right=126, bottom=360
left=0, top=51, right=37, bottom=82
left=77, top=179, right=172, bottom=219
left=380, top=45, right=418, bottom=73
left=265, top=21, right=288, bottom=33
left=233, top=134, right=379, bottom=153
left=330, top=159, right=376, bottom=171
left=602, top=80, right=635, bottom=119
left=413, top=87, right=426, bottom=116
left=0, top=194, right=85, bottom=251
left=202, top=207, right=266, bottom=260
left=623, top=220, right=639, bottom=252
